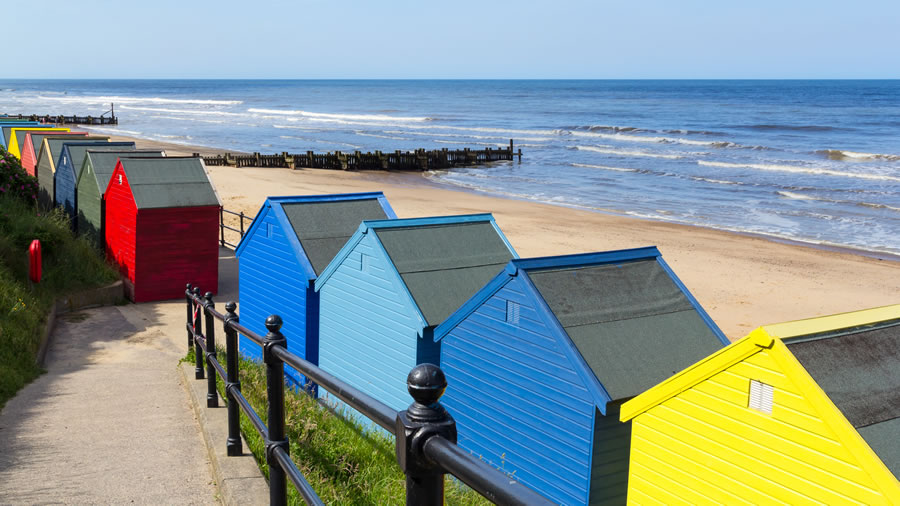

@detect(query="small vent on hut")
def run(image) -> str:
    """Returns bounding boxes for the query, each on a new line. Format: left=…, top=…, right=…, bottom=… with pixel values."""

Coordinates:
left=749, top=379, right=774, bottom=415
left=506, top=301, right=520, bottom=325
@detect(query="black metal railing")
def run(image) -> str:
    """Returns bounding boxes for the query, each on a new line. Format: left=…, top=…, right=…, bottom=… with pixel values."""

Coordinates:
left=185, top=284, right=552, bottom=506
left=219, top=207, right=252, bottom=249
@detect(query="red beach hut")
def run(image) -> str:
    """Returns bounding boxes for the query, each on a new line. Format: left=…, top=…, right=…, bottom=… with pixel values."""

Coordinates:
left=21, top=131, right=88, bottom=176
left=104, top=157, right=220, bottom=302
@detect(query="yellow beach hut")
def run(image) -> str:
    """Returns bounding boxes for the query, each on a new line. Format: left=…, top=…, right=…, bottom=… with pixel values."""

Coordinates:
left=7, top=127, right=69, bottom=158
left=619, top=304, right=900, bottom=504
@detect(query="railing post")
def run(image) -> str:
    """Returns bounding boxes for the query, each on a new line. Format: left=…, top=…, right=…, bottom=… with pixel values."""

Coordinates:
left=193, top=287, right=204, bottom=380
left=396, top=364, right=457, bottom=506
left=263, top=315, right=289, bottom=506
left=204, top=292, right=219, bottom=408
left=239, top=212, right=245, bottom=237
left=185, top=283, right=193, bottom=351
left=219, top=207, right=225, bottom=247
left=224, top=301, right=243, bottom=456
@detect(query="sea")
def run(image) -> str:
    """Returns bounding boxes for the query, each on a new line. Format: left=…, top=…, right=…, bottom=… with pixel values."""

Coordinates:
left=1, top=79, right=898, bottom=256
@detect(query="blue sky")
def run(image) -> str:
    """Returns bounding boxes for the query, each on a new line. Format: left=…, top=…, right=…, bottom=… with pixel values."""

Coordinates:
left=6, top=0, right=898, bottom=78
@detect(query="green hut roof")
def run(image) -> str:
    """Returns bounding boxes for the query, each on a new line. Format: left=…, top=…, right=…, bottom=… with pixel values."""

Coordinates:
left=28, top=132, right=87, bottom=155
left=83, top=150, right=165, bottom=194
left=44, top=137, right=109, bottom=168
left=528, top=259, right=725, bottom=401
left=786, top=321, right=900, bottom=478
left=375, top=221, right=514, bottom=326
left=118, top=157, right=219, bottom=209
left=281, top=199, right=389, bottom=276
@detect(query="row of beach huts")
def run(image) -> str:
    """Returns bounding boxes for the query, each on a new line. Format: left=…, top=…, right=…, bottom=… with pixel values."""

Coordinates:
left=232, top=194, right=900, bottom=504
left=0, top=117, right=219, bottom=302
left=4, top=117, right=897, bottom=504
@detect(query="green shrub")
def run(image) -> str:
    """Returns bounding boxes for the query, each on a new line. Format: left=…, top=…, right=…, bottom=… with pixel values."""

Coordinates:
left=0, top=147, right=38, bottom=203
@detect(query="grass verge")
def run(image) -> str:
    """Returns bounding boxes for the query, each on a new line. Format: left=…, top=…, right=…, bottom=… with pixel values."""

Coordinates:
left=185, top=347, right=490, bottom=505
left=0, top=148, right=118, bottom=409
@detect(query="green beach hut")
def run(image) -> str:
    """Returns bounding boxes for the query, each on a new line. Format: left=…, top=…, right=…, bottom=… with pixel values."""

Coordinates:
left=77, top=150, right=165, bottom=246
left=36, top=136, right=109, bottom=208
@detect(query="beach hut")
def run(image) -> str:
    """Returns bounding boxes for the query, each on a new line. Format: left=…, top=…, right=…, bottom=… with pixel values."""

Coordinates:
left=314, top=214, right=517, bottom=414
left=76, top=150, right=165, bottom=246
left=5, top=127, right=68, bottom=157
left=22, top=132, right=88, bottom=176
left=55, top=141, right=136, bottom=226
left=619, top=305, right=900, bottom=504
left=433, top=247, right=729, bottom=505
left=0, top=121, right=41, bottom=148
left=235, top=193, right=397, bottom=387
left=36, top=136, right=109, bottom=208
left=105, top=157, right=220, bottom=302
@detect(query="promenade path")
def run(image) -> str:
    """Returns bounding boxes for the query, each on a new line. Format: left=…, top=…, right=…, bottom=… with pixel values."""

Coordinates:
left=0, top=249, right=239, bottom=504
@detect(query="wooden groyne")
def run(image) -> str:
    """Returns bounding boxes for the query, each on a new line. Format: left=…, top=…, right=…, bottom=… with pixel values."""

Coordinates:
left=1, top=113, right=118, bottom=125
left=2, top=104, right=118, bottom=125
left=198, top=140, right=522, bottom=172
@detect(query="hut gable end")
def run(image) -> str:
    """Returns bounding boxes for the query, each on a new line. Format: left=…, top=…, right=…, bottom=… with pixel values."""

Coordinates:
left=620, top=306, right=900, bottom=503
left=104, top=164, right=138, bottom=284
left=440, top=272, right=598, bottom=506
left=56, top=142, right=136, bottom=222
left=236, top=203, right=314, bottom=385
left=318, top=231, right=422, bottom=412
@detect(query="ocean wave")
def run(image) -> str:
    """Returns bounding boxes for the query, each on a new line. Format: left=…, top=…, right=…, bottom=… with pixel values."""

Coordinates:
left=698, top=160, right=900, bottom=183
left=120, top=105, right=244, bottom=116
left=817, top=149, right=900, bottom=162
left=571, top=163, right=640, bottom=173
left=83, top=127, right=143, bottom=136
left=690, top=176, right=743, bottom=186
left=247, top=108, right=433, bottom=123
left=575, top=145, right=683, bottom=159
left=36, top=94, right=242, bottom=106
left=570, top=129, right=764, bottom=150
left=777, top=191, right=900, bottom=212
left=662, top=129, right=727, bottom=137
left=384, top=130, right=553, bottom=143
left=278, top=135, right=362, bottom=149
left=736, top=124, right=846, bottom=132
left=354, top=131, right=411, bottom=141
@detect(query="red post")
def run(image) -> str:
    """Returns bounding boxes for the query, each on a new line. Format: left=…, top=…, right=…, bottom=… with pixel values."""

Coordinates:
left=29, top=240, right=41, bottom=283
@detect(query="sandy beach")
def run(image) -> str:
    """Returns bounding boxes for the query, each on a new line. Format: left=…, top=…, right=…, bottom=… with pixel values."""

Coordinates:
left=111, top=135, right=900, bottom=340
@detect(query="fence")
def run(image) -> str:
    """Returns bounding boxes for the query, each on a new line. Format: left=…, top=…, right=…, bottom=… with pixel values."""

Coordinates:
left=197, top=139, right=523, bottom=172
left=185, top=284, right=552, bottom=505
left=219, top=207, right=253, bottom=249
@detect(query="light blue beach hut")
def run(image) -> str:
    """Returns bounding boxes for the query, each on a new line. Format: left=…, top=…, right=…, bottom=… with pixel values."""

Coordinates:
left=234, top=193, right=396, bottom=387
left=433, top=247, right=729, bottom=505
left=55, top=141, right=136, bottom=226
left=313, top=214, right=518, bottom=418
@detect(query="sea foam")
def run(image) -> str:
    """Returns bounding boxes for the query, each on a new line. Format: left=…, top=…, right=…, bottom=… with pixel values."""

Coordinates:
left=698, top=160, right=900, bottom=183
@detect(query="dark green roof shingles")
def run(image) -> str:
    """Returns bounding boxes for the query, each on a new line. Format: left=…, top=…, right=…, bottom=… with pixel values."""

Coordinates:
left=376, top=221, right=513, bottom=326
left=119, top=158, right=219, bottom=209
left=281, top=199, right=389, bottom=276
left=528, top=259, right=724, bottom=401
left=786, top=322, right=900, bottom=479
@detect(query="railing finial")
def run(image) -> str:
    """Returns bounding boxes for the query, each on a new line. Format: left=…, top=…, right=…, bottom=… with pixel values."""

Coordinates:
left=397, top=363, right=457, bottom=505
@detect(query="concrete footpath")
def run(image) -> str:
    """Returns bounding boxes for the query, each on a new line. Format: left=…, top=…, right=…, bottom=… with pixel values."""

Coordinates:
left=0, top=248, right=260, bottom=504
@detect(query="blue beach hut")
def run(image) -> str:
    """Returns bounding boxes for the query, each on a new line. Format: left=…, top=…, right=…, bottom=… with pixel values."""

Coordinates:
left=55, top=141, right=136, bottom=226
left=314, top=214, right=518, bottom=418
left=0, top=121, right=41, bottom=148
left=234, top=192, right=397, bottom=387
left=433, top=247, right=730, bottom=505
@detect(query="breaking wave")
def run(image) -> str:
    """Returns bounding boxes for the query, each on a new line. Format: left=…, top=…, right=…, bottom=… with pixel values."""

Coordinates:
left=698, top=160, right=900, bottom=183
left=817, top=149, right=900, bottom=162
